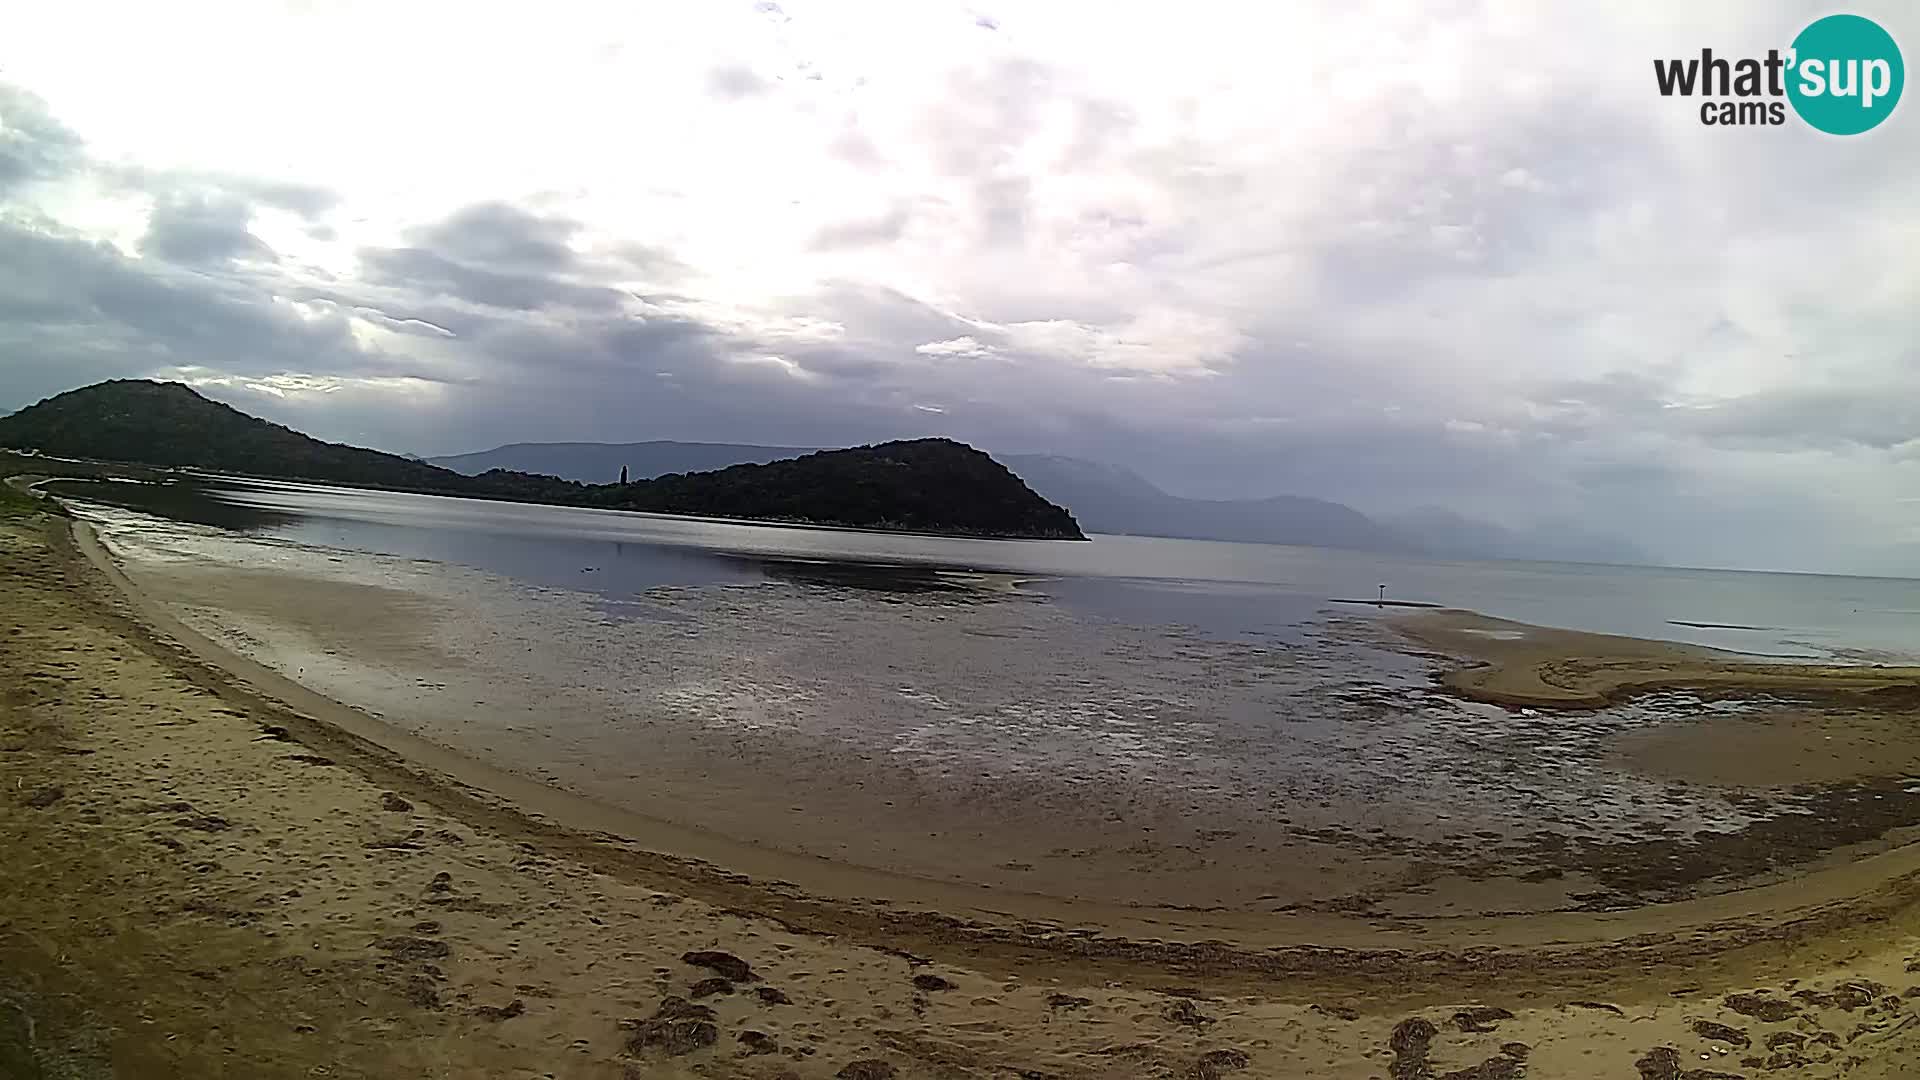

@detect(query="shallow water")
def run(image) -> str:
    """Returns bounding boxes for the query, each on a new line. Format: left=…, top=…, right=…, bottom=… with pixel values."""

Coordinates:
left=58, top=481, right=1920, bottom=915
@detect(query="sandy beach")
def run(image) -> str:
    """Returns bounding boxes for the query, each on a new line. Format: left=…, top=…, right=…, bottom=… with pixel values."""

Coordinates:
left=4, top=503, right=1920, bottom=1078
left=1399, top=612, right=1920, bottom=710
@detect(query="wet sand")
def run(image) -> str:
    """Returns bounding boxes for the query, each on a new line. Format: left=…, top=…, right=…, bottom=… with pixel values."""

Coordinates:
left=4, top=508, right=1920, bottom=1077
left=1399, top=610, right=1920, bottom=708
left=1610, top=709, right=1920, bottom=789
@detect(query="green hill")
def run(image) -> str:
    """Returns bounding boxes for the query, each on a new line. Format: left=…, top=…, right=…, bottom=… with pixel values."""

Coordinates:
left=0, top=381, right=1083, bottom=540
left=0, top=380, right=468, bottom=490
left=594, top=440, right=1083, bottom=538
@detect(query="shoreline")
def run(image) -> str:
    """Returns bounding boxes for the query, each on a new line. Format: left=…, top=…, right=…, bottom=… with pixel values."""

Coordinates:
left=59, top=512, right=1920, bottom=969
left=5, top=509, right=1918, bottom=1076
left=1395, top=609, right=1920, bottom=709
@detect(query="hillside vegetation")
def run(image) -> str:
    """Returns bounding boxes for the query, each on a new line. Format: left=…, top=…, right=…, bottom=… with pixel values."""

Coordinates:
left=0, top=381, right=1083, bottom=540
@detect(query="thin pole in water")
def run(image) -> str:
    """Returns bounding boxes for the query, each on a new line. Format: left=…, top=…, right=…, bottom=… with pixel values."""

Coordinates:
left=1378, top=583, right=1387, bottom=605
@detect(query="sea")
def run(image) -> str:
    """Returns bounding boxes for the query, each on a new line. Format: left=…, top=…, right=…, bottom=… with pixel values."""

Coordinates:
left=49, top=474, right=1920, bottom=662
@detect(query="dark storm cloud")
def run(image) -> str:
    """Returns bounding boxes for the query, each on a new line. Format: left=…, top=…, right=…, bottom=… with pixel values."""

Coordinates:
left=0, top=86, right=85, bottom=191
left=412, top=202, right=581, bottom=271
left=142, top=193, right=276, bottom=265
left=0, top=217, right=385, bottom=407
left=0, top=103, right=381, bottom=404
left=380, top=278, right=1104, bottom=456
left=247, top=201, right=841, bottom=427
left=357, top=246, right=625, bottom=312
left=599, top=316, right=722, bottom=361
left=447, top=311, right=726, bottom=387
left=352, top=201, right=687, bottom=314
left=35, top=186, right=722, bottom=410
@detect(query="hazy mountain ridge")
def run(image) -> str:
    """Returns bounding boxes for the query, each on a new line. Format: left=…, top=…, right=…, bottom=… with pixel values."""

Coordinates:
left=1001, top=454, right=1407, bottom=552
left=0, top=382, right=1083, bottom=540
left=1380, top=506, right=1654, bottom=567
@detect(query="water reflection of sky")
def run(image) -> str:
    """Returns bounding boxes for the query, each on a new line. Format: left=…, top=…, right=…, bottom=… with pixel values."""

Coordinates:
left=45, top=474, right=1920, bottom=660
left=52, top=475, right=1344, bottom=640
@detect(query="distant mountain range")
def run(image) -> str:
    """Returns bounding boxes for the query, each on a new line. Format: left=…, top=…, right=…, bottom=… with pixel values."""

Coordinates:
left=1379, top=506, right=1652, bottom=567
left=431, top=440, right=1652, bottom=565
left=1000, top=454, right=1403, bottom=551
left=0, top=382, right=1084, bottom=540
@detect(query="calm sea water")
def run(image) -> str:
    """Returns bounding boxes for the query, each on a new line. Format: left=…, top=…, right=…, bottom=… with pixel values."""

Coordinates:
left=48, top=475, right=1920, bottom=661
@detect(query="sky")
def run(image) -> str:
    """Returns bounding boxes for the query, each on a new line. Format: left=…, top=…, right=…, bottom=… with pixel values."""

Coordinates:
left=1, top=1, right=1917, bottom=574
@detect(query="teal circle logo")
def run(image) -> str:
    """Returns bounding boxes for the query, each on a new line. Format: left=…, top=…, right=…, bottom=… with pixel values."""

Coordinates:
left=1787, top=14, right=1904, bottom=134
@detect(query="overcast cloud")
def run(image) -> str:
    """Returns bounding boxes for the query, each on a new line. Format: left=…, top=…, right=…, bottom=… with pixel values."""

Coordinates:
left=1, top=1, right=1917, bottom=573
